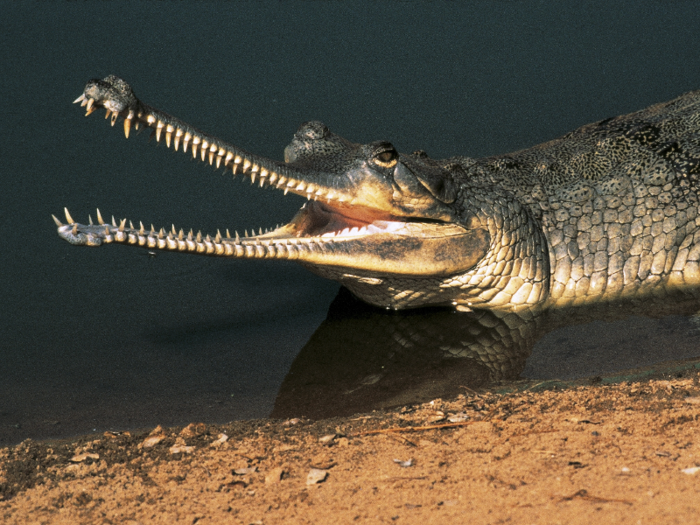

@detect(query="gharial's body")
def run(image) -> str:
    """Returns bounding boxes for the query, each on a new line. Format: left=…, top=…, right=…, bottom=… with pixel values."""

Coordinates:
left=57, top=76, right=700, bottom=314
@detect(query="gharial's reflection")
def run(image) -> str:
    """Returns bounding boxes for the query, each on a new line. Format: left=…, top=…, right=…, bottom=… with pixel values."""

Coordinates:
left=271, top=287, right=700, bottom=419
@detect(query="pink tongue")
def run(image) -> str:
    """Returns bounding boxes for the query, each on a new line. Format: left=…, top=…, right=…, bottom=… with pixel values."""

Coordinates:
left=306, top=200, right=400, bottom=236
left=321, top=213, right=369, bottom=234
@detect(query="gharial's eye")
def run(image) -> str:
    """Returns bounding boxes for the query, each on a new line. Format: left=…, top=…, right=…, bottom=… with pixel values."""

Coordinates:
left=373, top=147, right=398, bottom=168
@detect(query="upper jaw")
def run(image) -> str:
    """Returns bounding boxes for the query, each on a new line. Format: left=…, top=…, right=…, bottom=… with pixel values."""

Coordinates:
left=73, top=76, right=458, bottom=222
left=74, top=76, right=359, bottom=207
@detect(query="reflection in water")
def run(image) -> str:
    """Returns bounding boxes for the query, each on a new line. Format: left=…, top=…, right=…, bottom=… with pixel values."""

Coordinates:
left=271, top=288, right=700, bottom=419
left=271, top=288, right=536, bottom=419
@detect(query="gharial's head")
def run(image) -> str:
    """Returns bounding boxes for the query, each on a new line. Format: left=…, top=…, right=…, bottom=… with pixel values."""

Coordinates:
left=58, top=75, right=549, bottom=311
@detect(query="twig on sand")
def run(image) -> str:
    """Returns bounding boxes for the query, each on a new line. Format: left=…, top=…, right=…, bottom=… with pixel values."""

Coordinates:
left=557, top=489, right=634, bottom=505
left=349, top=419, right=492, bottom=437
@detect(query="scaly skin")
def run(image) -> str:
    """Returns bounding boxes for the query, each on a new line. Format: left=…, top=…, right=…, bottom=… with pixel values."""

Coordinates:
left=56, top=76, right=700, bottom=315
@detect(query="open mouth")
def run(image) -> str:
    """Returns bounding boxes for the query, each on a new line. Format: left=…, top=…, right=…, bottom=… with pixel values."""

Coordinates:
left=56, top=75, right=490, bottom=279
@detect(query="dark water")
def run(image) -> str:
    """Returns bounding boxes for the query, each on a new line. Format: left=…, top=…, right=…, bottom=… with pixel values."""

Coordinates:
left=3, top=2, right=700, bottom=445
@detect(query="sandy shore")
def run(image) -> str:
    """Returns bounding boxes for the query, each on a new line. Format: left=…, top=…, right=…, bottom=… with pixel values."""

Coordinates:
left=2, top=370, right=700, bottom=524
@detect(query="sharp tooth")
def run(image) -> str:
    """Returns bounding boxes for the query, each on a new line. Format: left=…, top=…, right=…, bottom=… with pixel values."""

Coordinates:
left=258, top=227, right=263, bottom=235
left=52, top=214, right=63, bottom=227
left=105, top=109, right=111, bottom=120
left=64, top=207, right=75, bottom=224
left=86, top=98, right=94, bottom=113
left=216, top=148, right=225, bottom=168
left=268, top=172, right=277, bottom=184
left=155, top=120, right=164, bottom=142
left=225, top=229, right=231, bottom=239
left=112, top=216, right=117, bottom=227
left=183, top=132, right=191, bottom=152
left=123, top=117, right=132, bottom=139
left=172, top=224, right=177, bottom=235
left=119, top=219, right=126, bottom=232
left=158, top=228, right=165, bottom=239
left=165, top=124, right=174, bottom=147
left=140, top=222, right=145, bottom=234
left=174, top=128, right=183, bottom=151
left=196, top=231, right=202, bottom=242
left=110, top=112, right=118, bottom=126
left=96, top=208, right=104, bottom=225
left=201, top=140, right=209, bottom=161
left=284, top=188, right=289, bottom=195
left=89, top=215, right=93, bottom=225
left=73, top=94, right=86, bottom=104
left=251, top=172, right=256, bottom=184
left=215, top=231, right=221, bottom=242
left=242, top=159, right=251, bottom=172
left=129, top=220, right=134, bottom=229
left=235, top=231, right=240, bottom=242
left=192, top=136, right=200, bottom=158
left=225, top=152, right=233, bottom=166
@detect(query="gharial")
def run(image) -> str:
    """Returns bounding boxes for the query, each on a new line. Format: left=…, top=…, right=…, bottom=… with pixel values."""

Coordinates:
left=56, top=76, right=700, bottom=314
